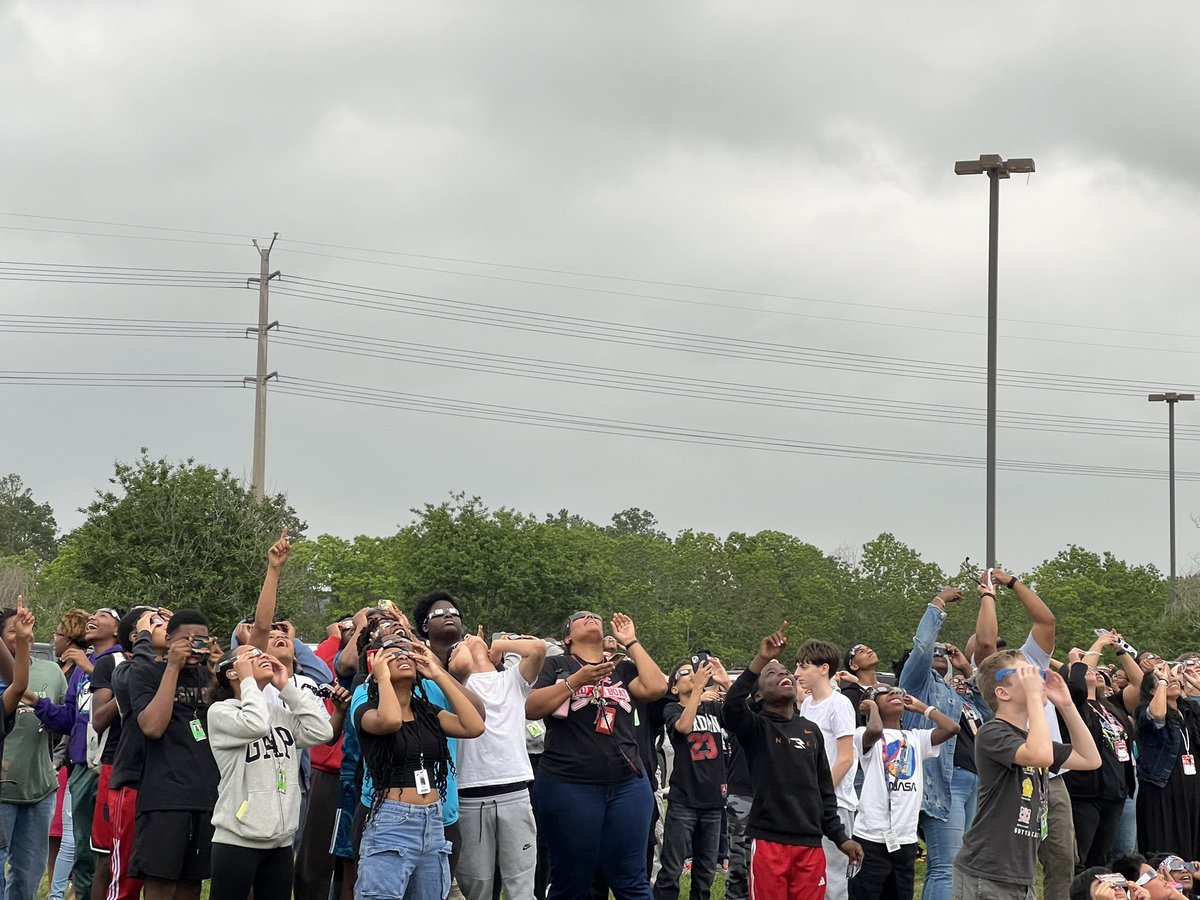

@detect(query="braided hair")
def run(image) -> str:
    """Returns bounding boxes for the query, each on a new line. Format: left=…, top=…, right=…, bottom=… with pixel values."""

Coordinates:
left=360, top=634, right=454, bottom=814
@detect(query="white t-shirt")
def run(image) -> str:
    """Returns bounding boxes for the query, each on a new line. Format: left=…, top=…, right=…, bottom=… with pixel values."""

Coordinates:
left=1020, top=631, right=1066, bottom=776
left=799, top=691, right=859, bottom=811
left=457, top=666, right=535, bottom=789
left=853, top=727, right=939, bottom=844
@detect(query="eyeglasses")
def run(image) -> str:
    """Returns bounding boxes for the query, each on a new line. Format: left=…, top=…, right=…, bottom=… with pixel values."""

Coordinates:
left=994, top=667, right=1048, bottom=683
left=848, top=644, right=866, bottom=657
left=868, top=685, right=907, bottom=700
left=674, top=667, right=694, bottom=678
left=218, top=647, right=264, bottom=672
left=568, top=612, right=602, bottom=625
left=1136, top=870, right=1157, bottom=887
left=94, top=608, right=120, bottom=622
left=425, top=607, right=461, bottom=624
left=1161, top=856, right=1192, bottom=874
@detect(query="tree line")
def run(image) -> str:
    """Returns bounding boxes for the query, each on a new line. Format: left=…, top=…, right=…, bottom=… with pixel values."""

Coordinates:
left=1, top=452, right=1196, bottom=667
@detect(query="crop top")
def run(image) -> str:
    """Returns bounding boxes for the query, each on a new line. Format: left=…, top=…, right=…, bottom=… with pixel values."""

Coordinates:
left=353, top=696, right=446, bottom=790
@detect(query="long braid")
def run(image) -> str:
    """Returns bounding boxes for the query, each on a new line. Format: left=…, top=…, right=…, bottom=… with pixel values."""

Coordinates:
left=360, top=673, right=454, bottom=815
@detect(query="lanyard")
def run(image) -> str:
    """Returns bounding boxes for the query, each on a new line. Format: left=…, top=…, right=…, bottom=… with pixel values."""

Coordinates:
left=1182, top=726, right=1191, bottom=756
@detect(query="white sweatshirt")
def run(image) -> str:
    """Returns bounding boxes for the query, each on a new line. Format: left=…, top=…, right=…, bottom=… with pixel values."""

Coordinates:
left=208, top=680, right=333, bottom=848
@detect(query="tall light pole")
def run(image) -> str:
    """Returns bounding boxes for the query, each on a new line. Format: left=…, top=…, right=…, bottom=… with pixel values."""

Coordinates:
left=1149, top=391, right=1195, bottom=604
left=954, top=154, right=1035, bottom=568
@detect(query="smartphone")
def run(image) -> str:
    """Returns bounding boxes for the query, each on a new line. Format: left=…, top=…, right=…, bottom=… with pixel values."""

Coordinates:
left=847, top=859, right=862, bottom=880
left=365, top=647, right=380, bottom=673
left=606, top=652, right=627, bottom=665
left=190, top=636, right=209, bottom=653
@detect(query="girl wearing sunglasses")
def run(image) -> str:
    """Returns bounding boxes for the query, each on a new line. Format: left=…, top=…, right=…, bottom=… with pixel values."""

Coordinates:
left=208, top=646, right=334, bottom=900
left=352, top=633, right=483, bottom=899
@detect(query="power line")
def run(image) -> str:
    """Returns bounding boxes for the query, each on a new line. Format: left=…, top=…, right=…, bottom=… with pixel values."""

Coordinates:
left=263, top=326, right=1200, bottom=441
left=1, top=213, right=1194, bottom=342
left=270, top=282, right=1195, bottom=398
left=265, top=376, right=1200, bottom=482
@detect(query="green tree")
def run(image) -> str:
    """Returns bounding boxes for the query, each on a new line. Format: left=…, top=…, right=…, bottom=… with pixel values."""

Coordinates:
left=39, top=451, right=306, bottom=640
left=0, top=474, right=58, bottom=562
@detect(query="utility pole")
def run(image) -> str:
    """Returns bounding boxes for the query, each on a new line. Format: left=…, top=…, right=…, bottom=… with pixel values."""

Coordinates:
left=1149, top=391, right=1195, bottom=604
left=954, top=154, right=1035, bottom=568
left=246, top=233, right=280, bottom=501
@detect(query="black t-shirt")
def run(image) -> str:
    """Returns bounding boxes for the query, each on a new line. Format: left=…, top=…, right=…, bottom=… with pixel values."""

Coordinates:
left=726, top=731, right=753, bottom=796
left=956, top=719, right=1072, bottom=886
left=534, top=655, right=643, bottom=784
left=109, top=660, right=145, bottom=791
left=126, top=657, right=219, bottom=812
left=953, top=703, right=986, bottom=774
left=664, top=699, right=727, bottom=809
left=635, top=696, right=668, bottom=791
left=352, top=695, right=445, bottom=790
left=89, top=654, right=125, bottom=766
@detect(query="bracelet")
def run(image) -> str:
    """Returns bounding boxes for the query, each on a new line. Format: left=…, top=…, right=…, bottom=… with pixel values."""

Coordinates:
left=1008, top=576, right=1020, bottom=590
left=981, top=591, right=996, bottom=600
left=564, top=676, right=576, bottom=692
left=1115, top=649, right=1127, bottom=657
left=625, top=639, right=641, bottom=651
left=1158, top=679, right=1169, bottom=687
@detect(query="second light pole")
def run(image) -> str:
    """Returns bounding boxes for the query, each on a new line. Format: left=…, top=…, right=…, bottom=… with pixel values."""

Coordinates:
left=1149, top=391, right=1195, bottom=604
left=955, top=154, right=1035, bottom=568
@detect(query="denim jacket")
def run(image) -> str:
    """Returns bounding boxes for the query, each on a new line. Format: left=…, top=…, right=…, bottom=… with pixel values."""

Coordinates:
left=1135, top=705, right=1189, bottom=788
left=898, top=603, right=993, bottom=821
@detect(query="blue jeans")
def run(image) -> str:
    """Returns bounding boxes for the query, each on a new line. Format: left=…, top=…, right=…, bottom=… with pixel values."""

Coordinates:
left=533, top=772, right=654, bottom=900
left=921, top=767, right=979, bottom=900
left=0, top=793, right=57, bottom=900
left=356, top=801, right=450, bottom=900
left=1112, top=784, right=1138, bottom=862
left=50, top=783, right=75, bottom=900
left=653, top=802, right=722, bottom=900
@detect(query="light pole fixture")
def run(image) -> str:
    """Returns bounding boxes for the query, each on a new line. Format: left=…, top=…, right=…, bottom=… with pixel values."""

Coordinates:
left=1149, top=391, right=1195, bottom=604
left=954, top=154, right=1036, bottom=568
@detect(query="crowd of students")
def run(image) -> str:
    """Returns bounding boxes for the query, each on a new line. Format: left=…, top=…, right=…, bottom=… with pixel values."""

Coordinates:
left=0, top=540, right=1198, bottom=900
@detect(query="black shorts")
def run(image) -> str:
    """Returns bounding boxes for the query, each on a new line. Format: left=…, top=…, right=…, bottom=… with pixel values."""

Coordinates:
left=129, top=810, right=214, bottom=881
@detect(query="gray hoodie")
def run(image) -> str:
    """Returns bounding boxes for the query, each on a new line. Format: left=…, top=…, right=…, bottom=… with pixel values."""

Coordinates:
left=208, top=680, right=333, bottom=849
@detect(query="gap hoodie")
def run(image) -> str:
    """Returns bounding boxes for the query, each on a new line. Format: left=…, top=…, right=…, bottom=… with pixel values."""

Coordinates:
left=208, top=679, right=333, bottom=849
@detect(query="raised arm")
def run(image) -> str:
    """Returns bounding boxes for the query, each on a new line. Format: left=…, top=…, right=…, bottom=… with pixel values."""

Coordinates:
left=488, top=632, right=547, bottom=685
left=973, top=576, right=999, bottom=663
left=1148, top=662, right=1170, bottom=723
left=610, top=614, right=667, bottom=702
left=673, top=661, right=713, bottom=735
left=903, top=693, right=960, bottom=746
left=993, top=568, right=1055, bottom=655
left=858, top=698, right=883, bottom=754
left=899, top=589, right=959, bottom=697
left=1044, top=669, right=1101, bottom=771
left=249, top=529, right=290, bottom=653
left=2, top=599, right=34, bottom=716
left=136, top=636, right=191, bottom=739
left=1011, top=666, right=1054, bottom=768
left=416, top=646, right=484, bottom=739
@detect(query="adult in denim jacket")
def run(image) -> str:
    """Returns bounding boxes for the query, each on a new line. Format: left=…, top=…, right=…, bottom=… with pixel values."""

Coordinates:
left=897, top=587, right=991, bottom=900
left=1134, top=661, right=1200, bottom=858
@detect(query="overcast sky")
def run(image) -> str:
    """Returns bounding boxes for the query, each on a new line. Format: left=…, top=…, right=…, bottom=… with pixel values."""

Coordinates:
left=3, top=2, right=1199, bottom=578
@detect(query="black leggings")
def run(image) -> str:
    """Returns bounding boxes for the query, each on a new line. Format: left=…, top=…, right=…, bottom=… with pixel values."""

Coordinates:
left=209, top=843, right=294, bottom=900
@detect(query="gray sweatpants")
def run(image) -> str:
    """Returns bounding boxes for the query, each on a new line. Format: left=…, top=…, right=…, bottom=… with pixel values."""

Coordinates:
left=821, top=807, right=855, bottom=900
left=456, top=788, right=538, bottom=900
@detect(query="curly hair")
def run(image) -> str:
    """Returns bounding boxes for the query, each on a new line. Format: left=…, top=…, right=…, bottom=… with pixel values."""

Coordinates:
left=359, top=634, right=454, bottom=813
left=412, top=591, right=459, bottom=640
left=57, top=609, right=90, bottom=649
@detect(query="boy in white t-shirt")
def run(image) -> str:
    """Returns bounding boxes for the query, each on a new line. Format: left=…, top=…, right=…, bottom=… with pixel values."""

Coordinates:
left=449, top=630, right=546, bottom=900
left=850, top=685, right=959, bottom=900
left=796, top=639, right=860, bottom=900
